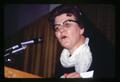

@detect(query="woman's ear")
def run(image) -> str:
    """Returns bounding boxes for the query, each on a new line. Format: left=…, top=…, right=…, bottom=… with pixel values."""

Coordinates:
left=80, top=28, right=84, bottom=35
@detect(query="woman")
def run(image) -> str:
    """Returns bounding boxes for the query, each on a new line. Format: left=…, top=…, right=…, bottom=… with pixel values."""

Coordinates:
left=49, top=4, right=115, bottom=78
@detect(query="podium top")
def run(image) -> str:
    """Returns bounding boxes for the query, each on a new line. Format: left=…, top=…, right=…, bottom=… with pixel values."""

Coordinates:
left=4, top=66, right=43, bottom=78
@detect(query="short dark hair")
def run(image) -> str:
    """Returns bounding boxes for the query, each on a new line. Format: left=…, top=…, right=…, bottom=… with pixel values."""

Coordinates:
left=49, top=4, right=97, bottom=38
left=49, top=4, right=88, bottom=30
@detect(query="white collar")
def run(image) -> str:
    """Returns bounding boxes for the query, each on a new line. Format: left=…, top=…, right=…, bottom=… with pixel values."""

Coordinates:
left=60, top=37, right=92, bottom=73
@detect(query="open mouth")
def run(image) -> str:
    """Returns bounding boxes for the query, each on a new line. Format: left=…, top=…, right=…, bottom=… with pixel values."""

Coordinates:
left=61, top=35, right=67, bottom=39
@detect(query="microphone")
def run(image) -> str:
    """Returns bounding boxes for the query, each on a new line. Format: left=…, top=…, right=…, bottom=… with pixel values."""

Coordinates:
left=5, top=37, right=43, bottom=52
left=21, top=37, right=43, bottom=45
left=4, top=45, right=27, bottom=57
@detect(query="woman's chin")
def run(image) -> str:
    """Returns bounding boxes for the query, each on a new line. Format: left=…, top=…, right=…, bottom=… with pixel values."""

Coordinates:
left=61, top=43, right=71, bottom=49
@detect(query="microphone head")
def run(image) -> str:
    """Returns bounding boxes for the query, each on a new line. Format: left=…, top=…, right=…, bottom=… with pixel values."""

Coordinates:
left=33, top=37, right=43, bottom=43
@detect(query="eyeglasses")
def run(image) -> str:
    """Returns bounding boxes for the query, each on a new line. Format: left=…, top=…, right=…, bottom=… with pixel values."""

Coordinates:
left=54, top=19, right=78, bottom=32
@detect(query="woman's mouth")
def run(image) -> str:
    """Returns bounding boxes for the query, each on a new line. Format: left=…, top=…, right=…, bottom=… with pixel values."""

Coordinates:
left=61, top=35, right=67, bottom=40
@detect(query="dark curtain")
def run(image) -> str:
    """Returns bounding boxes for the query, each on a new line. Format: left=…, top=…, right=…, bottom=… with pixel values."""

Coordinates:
left=79, top=4, right=115, bottom=46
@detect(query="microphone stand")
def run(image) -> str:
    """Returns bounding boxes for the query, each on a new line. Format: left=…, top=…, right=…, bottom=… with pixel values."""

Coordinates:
left=4, top=37, right=43, bottom=63
left=4, top=45, right=27, bottom=62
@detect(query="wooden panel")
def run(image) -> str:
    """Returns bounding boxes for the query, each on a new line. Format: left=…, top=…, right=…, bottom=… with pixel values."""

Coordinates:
left=4, top=66, right=43, bottom=78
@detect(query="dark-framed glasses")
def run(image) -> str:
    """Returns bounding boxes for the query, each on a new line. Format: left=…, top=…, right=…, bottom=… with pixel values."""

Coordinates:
left=54, top=20, right=78, bottom=32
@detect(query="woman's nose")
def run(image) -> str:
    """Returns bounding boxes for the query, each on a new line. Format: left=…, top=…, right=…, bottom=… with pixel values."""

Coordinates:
left=59, top=27, right=65, bottom=33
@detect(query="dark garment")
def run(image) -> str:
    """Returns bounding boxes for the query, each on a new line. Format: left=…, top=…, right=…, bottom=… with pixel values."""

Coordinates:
left=55, top=60, right=75, bottom=78
left=90, top=33, right=115, bottom=78
left=54, top=33, right=115, bottom=78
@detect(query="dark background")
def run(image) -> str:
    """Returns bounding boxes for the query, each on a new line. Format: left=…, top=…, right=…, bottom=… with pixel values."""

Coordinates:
left=4, top=4, right=61, bottom=39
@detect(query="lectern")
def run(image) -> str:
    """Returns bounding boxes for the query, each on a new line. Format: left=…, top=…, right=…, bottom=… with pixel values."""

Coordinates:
left=4, top=66, right=43, bottom=78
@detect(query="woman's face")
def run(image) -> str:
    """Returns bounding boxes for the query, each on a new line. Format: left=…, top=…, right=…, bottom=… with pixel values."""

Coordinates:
left=54, top=13, right=84, bottom=50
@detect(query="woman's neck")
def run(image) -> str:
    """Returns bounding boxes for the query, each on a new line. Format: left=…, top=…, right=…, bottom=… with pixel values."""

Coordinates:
left=69, top=36, right=86, bottom=55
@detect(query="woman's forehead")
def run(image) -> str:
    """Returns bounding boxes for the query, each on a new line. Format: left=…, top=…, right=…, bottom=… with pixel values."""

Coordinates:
left=55, top=13, right=76, bottom=24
